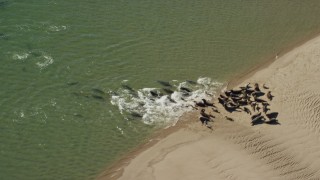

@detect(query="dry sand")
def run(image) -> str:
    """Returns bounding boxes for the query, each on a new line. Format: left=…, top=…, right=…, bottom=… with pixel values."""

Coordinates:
left=98, top=35, right=320, bottom=180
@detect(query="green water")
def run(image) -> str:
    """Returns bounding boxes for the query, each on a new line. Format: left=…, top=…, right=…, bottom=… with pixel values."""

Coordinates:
left=1, top=0, right=320, bottom=179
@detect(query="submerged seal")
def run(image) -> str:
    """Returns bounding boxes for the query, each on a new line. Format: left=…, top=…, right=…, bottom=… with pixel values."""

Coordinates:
left=156, top=80, right=172, bottom=87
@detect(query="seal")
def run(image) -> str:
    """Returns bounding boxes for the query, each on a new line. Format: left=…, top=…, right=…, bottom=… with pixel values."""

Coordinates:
left=194, top=100, right=206, bottom=107
left=238, top=99, right=248, bottom=106
left=162, top=88, right=174, bottom=94
left=225, top=116, right=234, bottom=121
left=251, top=115, right=265, bottom=126
left=202, top=99, right=215, bottom=107
left=265, top=118, right=280, bottom=125
left=220, top=94, right=228, bottom=99
left=156, top=80, right=172, bottom=87
left=180, top=87, right=192, bottom=93
left=254, top=83, right=261, bottom=92
left=199, top=116, right=211, bottom=125
left=150, top=90, right=161, bottom=97
left=130, top=111, right=143, bottom=118
left=224, top=90, right=232, bottom=97
left=263, top=83, right=269, bottom=89
left=252, top=91, right=265, bottom=97
left=243, top=107, right=251, bottom=115
left=250, top=102, right=256, bottom=112
left=263, top=104, right=270, bottom=113
left=218, top=97, right=225, bottom=105
left=245, top=83, right=252, bottom=89
left=200, top=109, right=215, bottom=119
left=256, top=104, right=261, bottom=112
left=212, top=107, right=220, bottom=113
left=251, top=112, right=261, bottom=120
left=254, top=97, right=267, bottom=103
left=231, top=89, right=242, bottom=94
left=266, top=112, right=279, bottom=119
left=267, top=91, right=274, bottom=101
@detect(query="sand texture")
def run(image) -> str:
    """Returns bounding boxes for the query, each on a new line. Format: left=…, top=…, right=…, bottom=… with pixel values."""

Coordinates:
left=100, top=36, right=320, bottom=180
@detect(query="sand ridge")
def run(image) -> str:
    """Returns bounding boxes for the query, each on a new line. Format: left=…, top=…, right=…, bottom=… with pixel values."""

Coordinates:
left=99, top=35, right=320, bottom=180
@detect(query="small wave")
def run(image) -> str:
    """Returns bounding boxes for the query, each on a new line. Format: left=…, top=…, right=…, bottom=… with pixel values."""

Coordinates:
left=36, top=55, right=54, bottom=69
left=11, top=50, right=54, bottom=70
left=12, top=52, right=29, bottom=60
left=110, top=77, right=223, bottom=127
left=116, top=126, right=124, bottom=135
left=48, top=25, right=67, bottom=32
left=0, top=33, right=8, bottom=40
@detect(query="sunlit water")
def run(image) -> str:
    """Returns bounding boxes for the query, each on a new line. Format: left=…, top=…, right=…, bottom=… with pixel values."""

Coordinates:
left=1, top=1, right=320, bottom=179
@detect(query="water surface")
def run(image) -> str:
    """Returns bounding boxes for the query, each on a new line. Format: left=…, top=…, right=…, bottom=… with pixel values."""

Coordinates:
left=1, top=1, right=320, bottom=179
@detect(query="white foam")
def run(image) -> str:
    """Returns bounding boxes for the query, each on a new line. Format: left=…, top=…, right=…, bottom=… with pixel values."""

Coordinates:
left=36, top=55, right=54, bottom=69
left=110, top=77, right=223, bottom=127
left=20, top=112, right=25, bottom=118
left=116, top=126, right=124, bottom=135
left=12, top=53, right=29, bottom=60
left=48, top=25, right=67, bottom=32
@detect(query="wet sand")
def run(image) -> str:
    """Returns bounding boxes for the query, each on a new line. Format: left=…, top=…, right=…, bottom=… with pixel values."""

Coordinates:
left=98, top=35, right=320, bottom=180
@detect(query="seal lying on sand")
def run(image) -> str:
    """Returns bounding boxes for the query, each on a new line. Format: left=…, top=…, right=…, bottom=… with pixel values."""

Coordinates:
left=231, top=89, right=242, bottom=95
left=250, top=102, right=256, bottom=112
left=243, top=107, right=251, bottom=115
left=202, top=99, right=215, bottom=107
left=265, top=118, right=280, bottom=125
left=225, top=116, right=234, bottom=121
left=218, top=97, right=226, bottom=105
left=263, top=104, right=270, bottom=113
left=263, top=83, right=269, bottom=89
left=266, top=112, right=279, bottom=119
left=267, top=91, right=274, bottom=101
left=200, top=109, right=215, bottom=119
left=251, top=112, right=261, bottom=120
left=194, top=100, right=206, bottom=107
left=251, top=115, right=265, bottom=126
left=254, top=83, right=261, bottom=91
left=199, top=116, right=210, bottom=125
left=212, top=107, right=220, bottom=113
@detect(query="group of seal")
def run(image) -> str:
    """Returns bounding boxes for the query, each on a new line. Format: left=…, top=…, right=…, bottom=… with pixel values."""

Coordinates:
left=218, top=82, right=278, bottom=125
left=196, top=99, right=217, bottom=129
left=195, top=82, right=279, bottom=128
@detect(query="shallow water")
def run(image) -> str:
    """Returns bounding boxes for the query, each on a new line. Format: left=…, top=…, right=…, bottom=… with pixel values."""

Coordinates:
left=1, top=0, right=320, bottom=179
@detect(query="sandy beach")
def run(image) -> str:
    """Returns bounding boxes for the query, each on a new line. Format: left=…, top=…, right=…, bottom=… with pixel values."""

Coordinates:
left=98, top=35, right=320, bottom=180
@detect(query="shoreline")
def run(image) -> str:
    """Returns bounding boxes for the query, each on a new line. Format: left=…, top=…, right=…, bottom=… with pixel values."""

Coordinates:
left=228, top=29, right=320, bottom=89
left=97, top=30, right=320, bottom=180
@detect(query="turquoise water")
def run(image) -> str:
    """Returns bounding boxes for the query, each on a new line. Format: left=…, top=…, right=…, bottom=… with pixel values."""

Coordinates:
left=1, top=1, right=320, bottom=179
